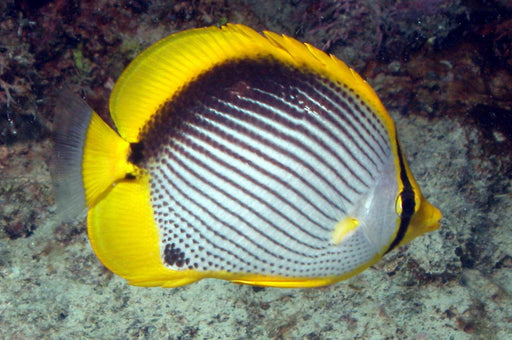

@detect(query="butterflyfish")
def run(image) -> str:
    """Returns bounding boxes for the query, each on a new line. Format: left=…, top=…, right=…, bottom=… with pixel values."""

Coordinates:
left=53, top=24, right=442, bottom=288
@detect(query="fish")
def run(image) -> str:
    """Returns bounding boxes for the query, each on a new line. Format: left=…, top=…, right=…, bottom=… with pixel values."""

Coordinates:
left=53, top=24, right=442, bottom=288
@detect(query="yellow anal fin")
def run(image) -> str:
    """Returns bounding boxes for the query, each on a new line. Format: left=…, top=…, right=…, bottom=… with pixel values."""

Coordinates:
left=87, top=174, right=206, bottom=287
left=88, top=175, right=162, bottom=283
left=331, top=217, right=359, bottom=245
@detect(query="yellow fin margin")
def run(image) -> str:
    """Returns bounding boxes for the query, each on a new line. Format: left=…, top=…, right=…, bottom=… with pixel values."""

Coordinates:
left=228, top=252, right=382, bottom=288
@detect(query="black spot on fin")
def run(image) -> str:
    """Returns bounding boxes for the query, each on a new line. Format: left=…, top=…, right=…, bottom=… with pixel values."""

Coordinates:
left=129, top=141, right=145, bottom=167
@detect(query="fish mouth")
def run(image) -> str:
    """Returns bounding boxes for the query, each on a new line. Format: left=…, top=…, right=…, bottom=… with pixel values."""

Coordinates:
left=413, top=197, right=442, bottom=234
left=398, top=197, right=442, bottom=247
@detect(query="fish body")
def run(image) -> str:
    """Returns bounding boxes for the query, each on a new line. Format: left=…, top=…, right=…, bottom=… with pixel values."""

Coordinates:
left=53, top=24, right=441, bottom=288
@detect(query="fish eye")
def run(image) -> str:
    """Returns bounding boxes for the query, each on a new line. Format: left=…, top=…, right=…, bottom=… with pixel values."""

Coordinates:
left=395, top=194, right=403, bottom=216
left=395, top=190, right=415, bottom=218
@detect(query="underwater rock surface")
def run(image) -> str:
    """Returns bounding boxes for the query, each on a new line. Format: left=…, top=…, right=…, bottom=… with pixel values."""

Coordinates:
left=0, top=0, right=511, bottom=338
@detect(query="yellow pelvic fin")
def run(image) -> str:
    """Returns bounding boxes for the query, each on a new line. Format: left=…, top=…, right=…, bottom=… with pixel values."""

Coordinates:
left=82, top=112, right=138, bottom=207
left=331, top=217, right=360, bottom=245
left=110, top=24, right=394, bottom=143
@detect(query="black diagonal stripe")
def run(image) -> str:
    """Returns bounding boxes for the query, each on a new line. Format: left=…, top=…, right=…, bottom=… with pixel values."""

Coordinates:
left=207, top=98, right=349, bottom=210
left=316, top=79, right=390, bottom=157
left=332, top=81, right=390, bottom=152
left=250, top=84, right=373, bottom=188
left=293, top=80, right=385, bottom=172
left=211, top=97, right=354, bottom=206
left=182, top=122, right=334, bottom=232
left=307, top=82, right=389, bottom=164
left=199, top=104, right=344, bottom=216
left=153, top=170, right=263, bottom=269
left=189, top=117, right=337, bottom=223
left=227, top=93, right=365, bottom=195
left=155, top=154, right=295, bottom=263
left=171, top=136, right=327, bottom=247
left=166, top=139, right=325, bottom=257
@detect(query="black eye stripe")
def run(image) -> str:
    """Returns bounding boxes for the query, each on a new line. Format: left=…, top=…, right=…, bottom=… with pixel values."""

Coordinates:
left=400, top=188, right=415, bottom=218
left=385, top=138, right=415, bottom=254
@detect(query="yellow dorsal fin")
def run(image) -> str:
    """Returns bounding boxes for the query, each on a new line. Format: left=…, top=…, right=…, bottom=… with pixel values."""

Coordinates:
left=110, top=24, right=270, bottom=142
left=110, top=24, right=394, bottom=143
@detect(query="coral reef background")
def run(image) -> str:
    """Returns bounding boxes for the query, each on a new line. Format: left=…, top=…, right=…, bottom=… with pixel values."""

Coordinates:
left=1, top=0, right=511, bottom=338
